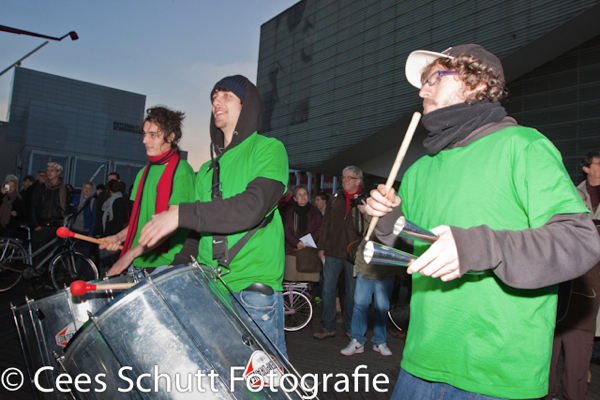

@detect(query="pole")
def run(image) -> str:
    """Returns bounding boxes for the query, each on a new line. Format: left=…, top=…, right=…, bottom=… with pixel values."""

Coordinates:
left=0, top=41, right=49, bottom=77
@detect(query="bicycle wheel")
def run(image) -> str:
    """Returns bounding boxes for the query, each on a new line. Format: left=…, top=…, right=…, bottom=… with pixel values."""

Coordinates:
left=283, top=290, right=313, bottom=332
left=0, top=241, right=27, bottom=292
left=50, top=251, right=98, bottom=290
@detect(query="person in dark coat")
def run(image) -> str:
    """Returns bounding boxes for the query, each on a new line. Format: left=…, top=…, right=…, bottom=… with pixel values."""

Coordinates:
left=19, top=175, right=35, bottom=224
left=95, top=179, right=129, bottom=277
left=283, top=185, right=322, bottom=283
left=0, top=175, right=24, bottom=238
left=546, top=193, right=600, bottom=400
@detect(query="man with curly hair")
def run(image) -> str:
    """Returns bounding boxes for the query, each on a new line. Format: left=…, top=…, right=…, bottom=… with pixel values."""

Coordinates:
left=366, top=44, right=600, bottom=399
left=100, top=106, right=195, bottom=277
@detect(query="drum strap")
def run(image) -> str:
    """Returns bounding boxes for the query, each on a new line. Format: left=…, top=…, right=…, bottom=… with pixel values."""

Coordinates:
left=212, top=212, right=274, bottom=269
left=210, top=158, right=275, bottom=268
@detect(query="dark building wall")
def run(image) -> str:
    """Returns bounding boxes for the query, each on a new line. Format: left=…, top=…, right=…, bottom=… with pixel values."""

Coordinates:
left=504, top=35, right=600, bottom=183
left=0, top=121, right=22, bottom=178
left=258, top=0, right=600, bottom=172
left=7, top=67, right=147, bottom=188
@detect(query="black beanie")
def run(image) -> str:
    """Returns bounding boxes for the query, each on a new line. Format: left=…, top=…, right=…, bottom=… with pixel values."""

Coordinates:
left=211, top=75, right=247, bottom=102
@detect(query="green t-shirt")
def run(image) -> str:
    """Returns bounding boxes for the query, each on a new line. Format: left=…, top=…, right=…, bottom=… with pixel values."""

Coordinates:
left=130, top=159, right=196, bottom=268
left=195, top=132, right=288, bottom=294
left=399, top=126, right=586, bottom=399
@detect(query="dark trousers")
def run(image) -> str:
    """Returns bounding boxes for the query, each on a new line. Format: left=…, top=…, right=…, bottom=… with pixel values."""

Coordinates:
left=32, top=226, right=59, bottom=270
left=547, top=326, right=594, bottom=400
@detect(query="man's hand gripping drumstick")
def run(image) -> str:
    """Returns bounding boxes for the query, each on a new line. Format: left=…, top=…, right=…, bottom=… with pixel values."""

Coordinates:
left=364, top=111, right=460, bottom=282
left=364, top=112, right=421, bottom=241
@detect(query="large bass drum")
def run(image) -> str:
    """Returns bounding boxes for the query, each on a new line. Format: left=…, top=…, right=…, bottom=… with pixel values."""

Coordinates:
left=59, top=263, right=307, bottom=399
left=11, top=274, right=136, bottom=400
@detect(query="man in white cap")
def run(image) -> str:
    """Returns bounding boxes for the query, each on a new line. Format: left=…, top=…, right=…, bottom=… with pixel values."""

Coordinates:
left=365, top=44, right=600, bottom=399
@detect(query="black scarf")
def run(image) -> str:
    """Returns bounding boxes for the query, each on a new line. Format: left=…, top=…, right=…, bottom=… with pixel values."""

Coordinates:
left=293, top=202, right=312, bottom=234
left=422, top=101, right=507, bottom=154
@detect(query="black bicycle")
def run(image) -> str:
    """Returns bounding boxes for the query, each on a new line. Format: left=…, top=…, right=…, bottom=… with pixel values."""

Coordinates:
left=0, top=216, right=98, bottom=291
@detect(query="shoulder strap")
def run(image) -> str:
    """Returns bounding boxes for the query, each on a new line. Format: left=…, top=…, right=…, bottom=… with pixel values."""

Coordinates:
left=211, top=157, right=223, bottom=200
left=556, top=280, right=573, bottom=322
left=213, top=211, right=275, bottom=269
left=353, top=206, right=365, bottom=236
left=210, top=157, right=275, bottom=268
left=330, top=190, right=341, bottom=207
left=72, top=196, right=93, bottom=220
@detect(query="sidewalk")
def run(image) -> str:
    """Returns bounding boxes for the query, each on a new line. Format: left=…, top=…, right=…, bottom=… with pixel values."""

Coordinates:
left=285, top=304, right=404, bottom=400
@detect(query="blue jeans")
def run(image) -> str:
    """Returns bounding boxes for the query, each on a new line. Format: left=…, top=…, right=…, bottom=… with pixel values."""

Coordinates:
left=229, top=290, right=289, bottom=360
left=392, top=369, right=511, bottom=400
left=321, top=256, right=355, bottom=333
left=351, top=273, right=394, bottom=345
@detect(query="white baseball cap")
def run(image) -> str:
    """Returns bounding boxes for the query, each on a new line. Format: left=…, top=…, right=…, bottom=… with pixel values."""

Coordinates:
left=405, top=44, right=504, bottom=89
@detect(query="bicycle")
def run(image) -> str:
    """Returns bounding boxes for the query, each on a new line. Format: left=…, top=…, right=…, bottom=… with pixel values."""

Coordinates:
left=283, top=281, right=313, bottom=331
left=0, top=215, right=98, bottom=291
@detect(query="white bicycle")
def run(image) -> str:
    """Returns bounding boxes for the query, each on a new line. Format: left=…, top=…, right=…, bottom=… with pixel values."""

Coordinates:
left=282, top=282, right=313, bottom=331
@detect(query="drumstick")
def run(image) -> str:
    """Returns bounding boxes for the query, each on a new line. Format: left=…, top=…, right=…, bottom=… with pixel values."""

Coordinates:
left=70, top=280, right=135, bottom=296
left=56, top=227, right=123, bottom=250
left=364, top=111, right=421, bottom=241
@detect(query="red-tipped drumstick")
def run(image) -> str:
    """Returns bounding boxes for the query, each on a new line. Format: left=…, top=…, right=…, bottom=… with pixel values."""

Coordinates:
left=56, top=227, right=123, bottom=250
left=70, top=280, right=136, bottom=296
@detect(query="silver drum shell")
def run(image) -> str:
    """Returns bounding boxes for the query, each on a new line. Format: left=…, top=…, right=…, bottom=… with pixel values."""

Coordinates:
left=59, top=264, right=304, bottom=399
left=11, top=274, right=136, bottom=400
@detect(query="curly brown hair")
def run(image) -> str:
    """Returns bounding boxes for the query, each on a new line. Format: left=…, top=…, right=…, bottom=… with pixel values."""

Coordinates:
left=421, top=54, right=507, bottom=103
left=144, top=106, right=185, bottom=152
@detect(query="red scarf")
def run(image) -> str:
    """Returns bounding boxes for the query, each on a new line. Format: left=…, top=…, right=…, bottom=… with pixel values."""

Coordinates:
left=343, top=186, right=362, bottom=216
left=120, top=149, right=180, bottom=258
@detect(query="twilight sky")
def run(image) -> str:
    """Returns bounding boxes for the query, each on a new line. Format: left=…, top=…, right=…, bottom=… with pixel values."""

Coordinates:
left=0, top=0, right=299, bottom=170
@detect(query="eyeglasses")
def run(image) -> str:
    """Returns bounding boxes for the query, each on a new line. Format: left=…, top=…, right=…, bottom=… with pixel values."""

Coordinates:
left=422, top=70, right=459, bottom=87
left=341, top=176, right=359, bottom=181
left=591, top=162, right=600, bottom=167
left=143, top=131, right=162, bottom=139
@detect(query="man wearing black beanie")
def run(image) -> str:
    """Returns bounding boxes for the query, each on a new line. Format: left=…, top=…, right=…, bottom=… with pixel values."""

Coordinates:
left=139, top=75, right=290, bottom=360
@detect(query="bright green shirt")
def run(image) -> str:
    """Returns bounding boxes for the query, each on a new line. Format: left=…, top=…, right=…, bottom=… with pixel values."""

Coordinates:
left=130, top=160, right=196, bottom=268
left=195, top=132, right=288, bottom=294
left=399, top=126, right=586, bottom=399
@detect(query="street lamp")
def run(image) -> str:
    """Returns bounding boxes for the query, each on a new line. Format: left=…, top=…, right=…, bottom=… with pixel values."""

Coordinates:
left=0, top=25, right=78, bottom=41
left=0, top=25, right=79, bottom=77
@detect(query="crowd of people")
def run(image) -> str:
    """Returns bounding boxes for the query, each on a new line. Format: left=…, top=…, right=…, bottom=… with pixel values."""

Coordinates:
left=0, top=165, right=134, bottom=278
left=3, top=43, right=600, bottom=399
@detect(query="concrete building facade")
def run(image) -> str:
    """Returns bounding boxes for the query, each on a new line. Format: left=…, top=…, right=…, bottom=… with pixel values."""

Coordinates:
left=257, top=0, right=600, bottom=185
left=4, top=67, right=147, bottom=188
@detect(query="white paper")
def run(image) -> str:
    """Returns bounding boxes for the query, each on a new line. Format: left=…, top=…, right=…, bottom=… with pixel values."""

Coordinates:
left=300, top=233, right=317, bottom=248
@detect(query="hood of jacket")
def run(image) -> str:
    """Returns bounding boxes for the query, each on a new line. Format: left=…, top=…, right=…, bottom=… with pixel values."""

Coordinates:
left=209, top=75, right=263, bottom=161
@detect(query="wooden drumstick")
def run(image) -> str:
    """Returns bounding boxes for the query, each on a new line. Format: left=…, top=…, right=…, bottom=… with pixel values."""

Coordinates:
left=56, top=227, right=123, bottom=250
left=364, top=111, right=421, bottom=242
left=70, top=280, right=136, bottom=296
